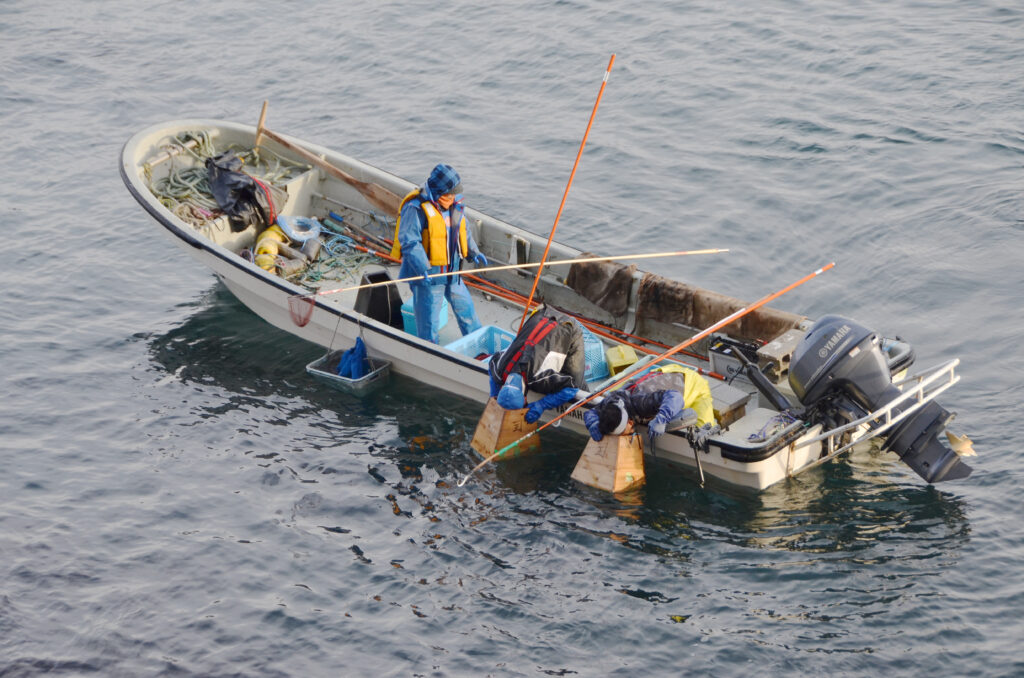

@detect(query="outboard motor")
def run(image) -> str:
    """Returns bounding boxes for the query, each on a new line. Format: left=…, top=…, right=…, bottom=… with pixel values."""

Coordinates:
left=788, top=315, right=971, bottom=483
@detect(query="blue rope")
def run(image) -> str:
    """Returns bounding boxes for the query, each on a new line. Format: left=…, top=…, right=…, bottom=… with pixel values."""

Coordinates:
left=322, top=234, right=358, bottom=256
left=748, top=411, right=798, bottom=443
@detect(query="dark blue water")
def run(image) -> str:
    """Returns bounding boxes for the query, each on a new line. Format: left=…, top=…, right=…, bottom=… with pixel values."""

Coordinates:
left=2, top=1, right=1023, bottom=675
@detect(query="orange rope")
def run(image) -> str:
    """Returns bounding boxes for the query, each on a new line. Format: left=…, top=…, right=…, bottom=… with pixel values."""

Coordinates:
left=519, top=54, right=615, bottom=330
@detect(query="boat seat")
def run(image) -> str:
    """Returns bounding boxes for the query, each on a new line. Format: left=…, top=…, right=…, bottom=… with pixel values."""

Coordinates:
left=709, top=380, right=752, bottom=429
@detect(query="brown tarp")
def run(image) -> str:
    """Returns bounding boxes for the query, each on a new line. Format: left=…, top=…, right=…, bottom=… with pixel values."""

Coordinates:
left=565, top=256, right=804, bottom=343
left=636, top=274, right=803, bottom=343
left=564, top=256, right=636, bottom=317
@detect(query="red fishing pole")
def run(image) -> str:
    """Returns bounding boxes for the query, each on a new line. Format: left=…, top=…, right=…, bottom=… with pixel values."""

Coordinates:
left=519, top=54, right=616, bottom=330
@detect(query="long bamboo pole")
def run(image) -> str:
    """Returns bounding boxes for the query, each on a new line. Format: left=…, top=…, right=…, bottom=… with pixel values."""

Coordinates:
left=298, top=248, right=726, bottom=300
left=457, top=262, right=837, bottom=487
left=519, top=54, right=616, bottom=330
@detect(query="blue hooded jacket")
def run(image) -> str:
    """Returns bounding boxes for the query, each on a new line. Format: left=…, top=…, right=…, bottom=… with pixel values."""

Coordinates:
left=396, top=165, right=482, bottom=286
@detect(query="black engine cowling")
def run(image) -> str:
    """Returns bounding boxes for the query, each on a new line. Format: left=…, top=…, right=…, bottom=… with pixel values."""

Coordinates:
left=788, top=315, right=971, bottom=483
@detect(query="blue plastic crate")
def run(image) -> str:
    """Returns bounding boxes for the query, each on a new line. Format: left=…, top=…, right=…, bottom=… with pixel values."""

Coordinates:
left=400, top=297, right=449, bottom=335
left=574, top=321, right=609, bottom=382
left=445, top=325, right=515, bottom=361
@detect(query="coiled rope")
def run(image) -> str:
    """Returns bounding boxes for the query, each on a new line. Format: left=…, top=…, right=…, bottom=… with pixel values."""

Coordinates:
left=145, top=130, right=308, bottom=231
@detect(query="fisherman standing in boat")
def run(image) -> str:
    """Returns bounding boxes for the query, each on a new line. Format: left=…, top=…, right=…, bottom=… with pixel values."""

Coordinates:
left=583, top=366, right=719, bottom=447
left=391, top=164, right=489, bottom=343
left=488, top=305, right=588, bottom=423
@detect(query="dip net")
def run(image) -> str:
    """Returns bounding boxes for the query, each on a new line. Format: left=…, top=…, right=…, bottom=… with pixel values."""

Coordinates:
left=288, top=295, right=315, bottom=327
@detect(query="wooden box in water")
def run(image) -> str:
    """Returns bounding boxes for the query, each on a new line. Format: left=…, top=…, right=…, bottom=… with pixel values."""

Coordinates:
left=571, top=433, right=645, bottom=494
left=470, top=398, right=541, bottom=459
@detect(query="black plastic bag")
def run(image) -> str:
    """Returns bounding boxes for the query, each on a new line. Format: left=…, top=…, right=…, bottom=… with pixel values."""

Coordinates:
left=205, top=151, right=285, bottom=232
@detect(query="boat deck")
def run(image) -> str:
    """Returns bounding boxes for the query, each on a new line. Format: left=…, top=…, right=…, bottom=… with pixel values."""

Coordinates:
left=318, top=260, right=529, bottom=349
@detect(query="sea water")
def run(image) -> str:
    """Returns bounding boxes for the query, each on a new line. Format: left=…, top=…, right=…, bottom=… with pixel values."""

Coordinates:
left=1, top=1, right=1023, bottom=675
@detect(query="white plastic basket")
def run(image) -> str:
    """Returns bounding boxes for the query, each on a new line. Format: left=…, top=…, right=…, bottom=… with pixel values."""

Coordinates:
left=306, top=351, right=391, bottom=394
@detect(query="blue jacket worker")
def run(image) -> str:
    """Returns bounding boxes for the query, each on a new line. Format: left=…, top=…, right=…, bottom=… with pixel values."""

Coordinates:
left=391, top=163, right=489, bottom=344
left=583, top=367, right=719, bottom=447
left=488, top=306, right=587, bottom=424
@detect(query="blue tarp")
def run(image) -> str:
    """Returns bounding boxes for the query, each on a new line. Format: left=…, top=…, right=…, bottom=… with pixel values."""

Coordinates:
left=336, top=337, right=370, bottom=379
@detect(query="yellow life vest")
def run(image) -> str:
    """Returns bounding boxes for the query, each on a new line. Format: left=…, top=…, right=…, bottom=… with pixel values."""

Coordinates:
left=390, top=190, right=469, bottom=266
left=649, top=364, right=717, bottom=428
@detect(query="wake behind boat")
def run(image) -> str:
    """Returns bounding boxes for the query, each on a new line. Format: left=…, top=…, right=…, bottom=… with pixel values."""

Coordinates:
left=120, top=118, right=975, bottom=490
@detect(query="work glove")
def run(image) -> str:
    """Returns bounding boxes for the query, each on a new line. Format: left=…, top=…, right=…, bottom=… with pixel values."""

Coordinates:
left=524, top=387, right=579, bottom=424
left=525, top=402, right=544, bottom=424
left=405, top=258, right=429, bottom=283
left=647, top=415, right=667, bottom=442
left=583, top=409, right=603, bottom=442
left=402, top=246, right=430, bottom=283
left=693, top=423, right=721, bottom=449
left=471, top=252, right=488, bottom=267
left=656, top=390, right=684, bottom=424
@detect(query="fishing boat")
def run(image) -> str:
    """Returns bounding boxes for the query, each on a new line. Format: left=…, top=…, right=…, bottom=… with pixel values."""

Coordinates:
left=120, top=117, right=975, bottom=490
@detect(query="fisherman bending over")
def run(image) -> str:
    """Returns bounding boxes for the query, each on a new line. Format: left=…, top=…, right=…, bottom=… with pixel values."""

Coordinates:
left=488, top=306, right=588, bottom=424
left=392, top=163, right=489, bottom=343
left=583, top=365, right=720, bottom=447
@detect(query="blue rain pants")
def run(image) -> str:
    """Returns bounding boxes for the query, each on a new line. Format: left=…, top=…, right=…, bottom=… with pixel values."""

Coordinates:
left=412, top=278, right=481, bottom=344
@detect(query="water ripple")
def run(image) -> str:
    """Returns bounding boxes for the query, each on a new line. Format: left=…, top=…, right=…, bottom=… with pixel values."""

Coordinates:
left=2, top=0, right=1023, bottom=674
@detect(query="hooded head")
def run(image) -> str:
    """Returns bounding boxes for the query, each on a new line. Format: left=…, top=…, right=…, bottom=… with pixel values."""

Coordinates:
left=423, top=163, right=462, bottom=202
left=496, top=373, right=526, bottom=410
left=595, top=393, right=630, bottom=436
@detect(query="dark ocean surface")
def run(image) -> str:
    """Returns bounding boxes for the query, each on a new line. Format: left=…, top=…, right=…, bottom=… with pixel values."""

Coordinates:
left=2, top=1, right=1023, bottom=676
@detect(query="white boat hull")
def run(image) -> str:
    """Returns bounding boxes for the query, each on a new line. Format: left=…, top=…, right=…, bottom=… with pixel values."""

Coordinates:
left=123, top=118, right=963, bottom=491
